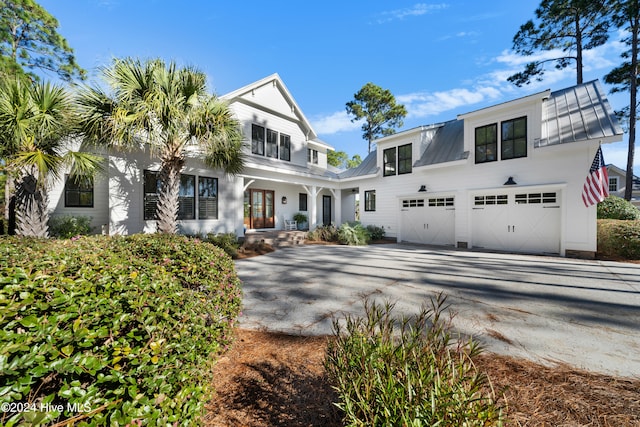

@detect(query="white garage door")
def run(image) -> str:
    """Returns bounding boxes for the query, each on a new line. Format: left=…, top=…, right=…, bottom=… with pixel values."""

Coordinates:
left=472, top=191, right=560, bottom=254
left=400, top=197, right=455, bottom=246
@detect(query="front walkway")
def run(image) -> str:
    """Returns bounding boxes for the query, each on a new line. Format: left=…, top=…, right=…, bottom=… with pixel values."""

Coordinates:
left=235, top=244, right=640, bottom=378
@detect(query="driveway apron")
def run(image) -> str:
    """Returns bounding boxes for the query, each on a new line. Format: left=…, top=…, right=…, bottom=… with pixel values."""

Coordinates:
left=235, top=244, right=640, bottom=378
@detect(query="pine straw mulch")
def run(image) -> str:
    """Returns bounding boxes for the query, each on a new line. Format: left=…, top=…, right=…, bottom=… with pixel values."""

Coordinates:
left=205, top=329, right=640, bottom=427
left=219, top=243, right=640, bottom=426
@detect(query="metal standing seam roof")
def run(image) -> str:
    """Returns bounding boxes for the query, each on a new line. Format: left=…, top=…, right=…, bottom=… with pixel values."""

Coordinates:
left=538, top=80, right=623, bottom=147
left=337, top=149, right=379, bottom=178
left=413, top=120, right=466, bottom=167
left=244, top=155, right=341, bottom=179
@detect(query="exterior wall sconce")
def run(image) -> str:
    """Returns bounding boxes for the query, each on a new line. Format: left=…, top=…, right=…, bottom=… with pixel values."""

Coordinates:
left=418, top=185, right=427, bottom=192
left=504, top=176, right=517, bottom=186
left=281, top=196, right=287, bottom=204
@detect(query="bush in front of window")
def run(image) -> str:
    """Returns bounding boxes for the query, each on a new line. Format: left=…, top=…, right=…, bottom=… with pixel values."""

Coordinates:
left=48, top=215, right=93, bottom=238
left=0, top=234, right=241, bottom=425
left=597, top=195, right=640, bottom=220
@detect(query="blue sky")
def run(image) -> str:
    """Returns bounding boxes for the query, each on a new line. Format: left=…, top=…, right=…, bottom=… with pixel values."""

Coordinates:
left=40, top=0, right=636, bottom=172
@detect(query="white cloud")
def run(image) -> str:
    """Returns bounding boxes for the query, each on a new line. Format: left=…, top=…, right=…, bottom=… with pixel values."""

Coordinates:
left=398, top=86, right=502, bottom=119
left=311, top=110, right=361, bottom=134
left=375, top=3, right=448, bottom=24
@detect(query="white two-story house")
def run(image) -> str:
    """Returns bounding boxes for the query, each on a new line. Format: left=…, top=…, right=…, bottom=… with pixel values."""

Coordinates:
left=48, top=74, right=623, bottom=257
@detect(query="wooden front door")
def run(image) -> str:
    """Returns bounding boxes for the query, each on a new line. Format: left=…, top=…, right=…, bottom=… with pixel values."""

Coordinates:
left=245, top=189, right=275, bottom=229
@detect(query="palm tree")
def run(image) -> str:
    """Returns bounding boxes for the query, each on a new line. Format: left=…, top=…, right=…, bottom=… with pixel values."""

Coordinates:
left=0, top=78, right=102, bottom=237
left=77, top=58, right=244, bottom=234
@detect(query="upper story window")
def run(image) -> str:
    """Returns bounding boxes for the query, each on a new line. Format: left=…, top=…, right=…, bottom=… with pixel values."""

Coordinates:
left=251, top=124, right=265, bottom=156
left=609, top=176, right=618, bottom=192
left=475, top=123, right=497, bottom=164
left=280, top=134, right=291, bottom=161
left=501, top=117, right=527, bottom=160
left=307, top=148, right=318, bottom=164
left=251, top=124, right=291, bottom=162
left=383, top=147, right=396, bottom=176
left=475, top=117, right=528, bottom=164
left=383, top=144, right=412, bottom=176
left=266, top=129, right=278, bottom=158
left=398, top=144, right=412, bottom=174
left=64, top=175, right=93, bottom=207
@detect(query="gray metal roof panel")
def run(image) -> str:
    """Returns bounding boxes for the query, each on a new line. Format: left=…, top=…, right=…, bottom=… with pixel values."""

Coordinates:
left=538, top=80, right=623, bottom=147
left=414, top=120, right=466, bottom=167
left=338, top=150, right=379, bottom=178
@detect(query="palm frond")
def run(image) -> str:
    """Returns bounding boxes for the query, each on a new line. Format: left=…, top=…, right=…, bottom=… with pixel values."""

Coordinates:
left=63, top=151, right=104, bottom=182
left=13, top=150, right=64, bottom=184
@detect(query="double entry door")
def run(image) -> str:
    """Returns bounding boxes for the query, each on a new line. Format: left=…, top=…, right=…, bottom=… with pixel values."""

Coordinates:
left=244, top=189, right=275, bottom=229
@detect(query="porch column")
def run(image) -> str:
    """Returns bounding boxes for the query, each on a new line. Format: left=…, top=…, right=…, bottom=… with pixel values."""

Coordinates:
left=309, top=185, right=318, bottom=230
left=330, top=188, right=341, bottom=225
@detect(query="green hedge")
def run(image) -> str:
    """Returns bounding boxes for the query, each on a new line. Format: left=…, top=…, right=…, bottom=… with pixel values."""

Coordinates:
left=597, top=219, right=640, bottom=260
left=0, top=234, right=242, bottom=426
left=597, top=195, right=640, bottom=220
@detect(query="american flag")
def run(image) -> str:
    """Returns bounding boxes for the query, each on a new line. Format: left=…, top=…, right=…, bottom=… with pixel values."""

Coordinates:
left=581, top=146, right=609, bottom=207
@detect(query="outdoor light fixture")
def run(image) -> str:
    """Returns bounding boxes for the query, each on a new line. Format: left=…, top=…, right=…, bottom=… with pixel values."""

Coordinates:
left=418, top=185, right=427, bottom=192
left=504, top=176, right=517, bottom=186
left=281, top=196, right=287, bottom=204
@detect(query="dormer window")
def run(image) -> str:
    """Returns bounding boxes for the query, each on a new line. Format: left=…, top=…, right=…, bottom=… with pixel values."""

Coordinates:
left=501, top=117, right=527, bottom=160
left=307, top=148, right=318, bottom=164
left=475, top=117, right=527, bottom=164
left=383, top=144, right=412, bottom=176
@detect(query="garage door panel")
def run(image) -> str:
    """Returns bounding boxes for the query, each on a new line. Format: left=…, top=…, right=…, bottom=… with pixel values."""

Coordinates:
left=471, top=191, right=560, bottom=254
left=400, top=197, right=455, bottom=246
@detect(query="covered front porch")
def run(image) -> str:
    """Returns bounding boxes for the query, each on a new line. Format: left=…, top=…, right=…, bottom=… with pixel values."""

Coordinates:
left=241, top=175, right=357, bottom=233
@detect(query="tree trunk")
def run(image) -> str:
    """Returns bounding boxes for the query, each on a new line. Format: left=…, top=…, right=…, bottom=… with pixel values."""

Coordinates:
left=625, top=14, right=638, bottom=201
left=575, top=12, right=584, bottom=85
left=156, top=159, right=183, bottom=234
left=14, top=172, right=49, bottom=238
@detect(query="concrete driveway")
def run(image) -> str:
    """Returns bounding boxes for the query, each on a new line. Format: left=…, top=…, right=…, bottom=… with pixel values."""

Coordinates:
left=235, top=244, right=640, bottom=378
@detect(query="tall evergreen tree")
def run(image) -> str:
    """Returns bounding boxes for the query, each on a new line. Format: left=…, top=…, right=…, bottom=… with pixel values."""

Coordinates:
left=346, top=83, right=407, bottom=154
left=0, top=0, right=85, bottom=82
left=604, top=0, right=640, bottom=201
left=509, top=0, right=610, bottom=86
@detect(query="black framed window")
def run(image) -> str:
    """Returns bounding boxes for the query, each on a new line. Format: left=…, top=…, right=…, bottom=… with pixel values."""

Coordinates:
left=198, top=176, right=218, bottom=219
left=144, top=170, right=161, bottom=220
left=475, top=123, right=497, bottom=164
left=364, top=190, right=376, bottom=211
left=178, top=174, right=195, bottom=220
left=64, top=175, right=93, bottom=207
left=266, top=129, right=278, bottom=158
left=398, top=143, right=412, bottom=174
left=501, top=117, right=527, bottom=160
left=299, top=193, right=307, bottom=211
left=280, top=134, right=291, bottom=161
left=251, top=124, right=265, bottom=155
left=383, top=147, right=396, bottom=176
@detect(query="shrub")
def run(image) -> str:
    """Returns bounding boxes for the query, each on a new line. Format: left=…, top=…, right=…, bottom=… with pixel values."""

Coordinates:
left=597, top=196, right=640, bottom=220
left=338, top=221, right=369, bottom=246
left=292, top=212, right=308, bottom=224
left=325, top=294, right=503, bottom=426
left=307, top=224, right=338, bottom=242
left=365, top=224, right=385, bottom=241
left=597, top=219, right=640, bottom=259
left=48, top=215, right=93, bottom=238
left=204, top=232, right=241, bottom=258
left=0, top=234, right=242, bottom=426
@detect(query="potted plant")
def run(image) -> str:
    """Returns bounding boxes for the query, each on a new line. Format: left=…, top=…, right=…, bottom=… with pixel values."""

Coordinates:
left=292, top=212, right=308, bottom=230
